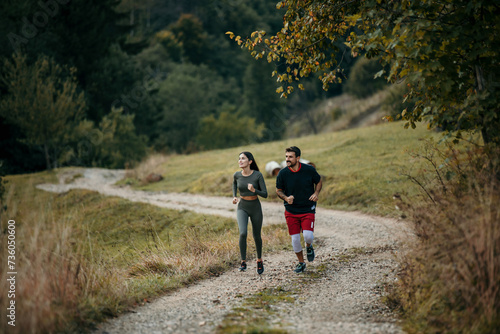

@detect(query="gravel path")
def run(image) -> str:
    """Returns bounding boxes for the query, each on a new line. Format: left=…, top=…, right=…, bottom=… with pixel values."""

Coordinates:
left=37, top=168, right=411, bottom=334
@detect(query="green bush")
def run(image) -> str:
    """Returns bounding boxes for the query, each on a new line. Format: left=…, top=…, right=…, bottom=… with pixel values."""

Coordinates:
left=196, top=104, right=264, bottom=150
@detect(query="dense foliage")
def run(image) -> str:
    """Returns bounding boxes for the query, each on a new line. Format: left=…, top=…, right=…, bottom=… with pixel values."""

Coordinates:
left=230, top=0, right=499, bottom=146
left=1, top=0, right=315, bottom=173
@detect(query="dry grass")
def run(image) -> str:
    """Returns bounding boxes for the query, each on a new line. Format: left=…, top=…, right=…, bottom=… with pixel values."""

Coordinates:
left=390, top=143, right=500, bottom=333
left=286, top=89, right=391, bottom=137
left=0, top=173, right=290, bottom=333
left=0, top=181, right=127, bottom=333
left=129, top=224, right=289, bottom=281
left=124, top=153, right=170, bottom=184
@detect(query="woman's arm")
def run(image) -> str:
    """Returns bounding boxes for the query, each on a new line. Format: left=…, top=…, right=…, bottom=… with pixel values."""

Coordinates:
left=253, top=173, right=268, bottom=198
left=232, top=173, right=239, bottom=204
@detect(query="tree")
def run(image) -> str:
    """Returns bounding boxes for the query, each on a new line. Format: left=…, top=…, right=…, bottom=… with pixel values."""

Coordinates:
left=196, top=104, right=264, bottom=150
left=0, top=53, right=86, bottom=170
left=170, top=14, right=208, bottom=64
left=228, top=0, right=500, bottom=146
left=238, top=59, right=286, bottom=142
left=0, top=0, right=138, bottom=122
left=155, top=63, right=240, bottom=152
left=93, top=107, right=147, bottom=168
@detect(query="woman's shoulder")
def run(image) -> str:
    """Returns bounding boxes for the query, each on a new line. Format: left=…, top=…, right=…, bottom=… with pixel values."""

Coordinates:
left=254, top=170, right=264, bottom=178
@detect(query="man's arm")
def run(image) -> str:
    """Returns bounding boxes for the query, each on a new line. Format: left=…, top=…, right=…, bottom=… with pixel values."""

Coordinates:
left=309, top=177, right=322, bottom=202
left=276, top=188, right=294, bottom=204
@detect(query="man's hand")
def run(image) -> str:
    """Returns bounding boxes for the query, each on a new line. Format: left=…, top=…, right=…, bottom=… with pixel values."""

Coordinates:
left=286, top=195, right=294, bottom=205
left=309, top=193, right=319, bottom=202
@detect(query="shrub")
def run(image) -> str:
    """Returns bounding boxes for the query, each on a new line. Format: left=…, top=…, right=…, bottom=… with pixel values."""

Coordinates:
left=393, top=142, right=500, bottom=333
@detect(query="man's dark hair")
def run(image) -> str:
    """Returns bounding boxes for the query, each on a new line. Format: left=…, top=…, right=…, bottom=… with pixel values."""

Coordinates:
left=286, top=146, right=301, bottom=158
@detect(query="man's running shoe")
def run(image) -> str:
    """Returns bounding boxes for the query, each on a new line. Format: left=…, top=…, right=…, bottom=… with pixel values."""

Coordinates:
left=257, top=261, right=264, bottom=275
left=306, top=245, right=315, bottom=262
left=294, top=262, right=306, bottom=273
left=239, top=261, right=247, bottom=271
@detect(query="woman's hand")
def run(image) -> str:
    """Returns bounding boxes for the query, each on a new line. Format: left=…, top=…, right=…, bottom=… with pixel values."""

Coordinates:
left=232, top=197, right=239, bottom=204
left=247, top=183, right=255, bottom=192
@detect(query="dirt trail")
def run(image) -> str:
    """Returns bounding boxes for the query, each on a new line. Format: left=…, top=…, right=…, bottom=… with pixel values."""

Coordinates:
left=37, top=168, right=411, bottom=334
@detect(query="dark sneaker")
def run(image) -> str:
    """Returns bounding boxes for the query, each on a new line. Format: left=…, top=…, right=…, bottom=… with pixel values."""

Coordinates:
left=257, top=261, right=264, bottom=275
left=294, top=262, right=306, bottom=273
left=239, top=261, right=247, bottom=272
left=306, top=245, right=315, bottom=262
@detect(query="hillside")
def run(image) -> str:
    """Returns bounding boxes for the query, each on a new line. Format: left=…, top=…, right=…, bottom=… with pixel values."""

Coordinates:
left=125, top=121, right=440, bottom=217
left=286, top=89, right=393, bottom=138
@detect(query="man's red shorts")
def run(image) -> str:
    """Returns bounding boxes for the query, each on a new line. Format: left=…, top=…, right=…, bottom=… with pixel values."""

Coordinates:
left=284, top=211, right=315, bottom=235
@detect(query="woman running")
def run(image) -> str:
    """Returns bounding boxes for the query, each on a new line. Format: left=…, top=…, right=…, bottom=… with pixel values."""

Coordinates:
left=232, top=151, right=268, bottom=274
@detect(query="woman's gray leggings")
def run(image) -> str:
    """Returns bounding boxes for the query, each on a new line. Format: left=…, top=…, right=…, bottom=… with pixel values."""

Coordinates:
left=237, top=198, right=263, bottom=260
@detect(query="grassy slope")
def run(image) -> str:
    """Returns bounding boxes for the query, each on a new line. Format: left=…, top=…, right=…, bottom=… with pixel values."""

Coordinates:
left=132, top=122, right=439, bottom=216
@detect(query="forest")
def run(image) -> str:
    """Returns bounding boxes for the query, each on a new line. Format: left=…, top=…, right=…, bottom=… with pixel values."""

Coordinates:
left=0, top=0, right=359, bottom=174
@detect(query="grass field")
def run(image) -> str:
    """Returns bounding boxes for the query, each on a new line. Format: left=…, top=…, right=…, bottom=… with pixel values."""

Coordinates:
left=127, top=121, right=442, bottom=216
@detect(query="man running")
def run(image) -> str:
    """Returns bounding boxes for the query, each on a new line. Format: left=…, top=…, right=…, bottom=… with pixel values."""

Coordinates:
left=276, top=146, right=322, bottom=273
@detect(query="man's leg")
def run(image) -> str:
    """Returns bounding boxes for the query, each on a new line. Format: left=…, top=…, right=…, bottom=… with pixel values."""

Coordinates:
left=301, top=214, right=315, bottom=262
left=291, top=233, right=306, bottom=272
left=286, top=212, right=307, bottom=272
left=291, top=233, right=304, bottom=261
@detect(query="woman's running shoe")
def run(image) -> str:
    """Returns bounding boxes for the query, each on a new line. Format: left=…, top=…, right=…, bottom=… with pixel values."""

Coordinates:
left=257, top=260, right=264, bottom=275
left=239, top=261, right=247, bottom=271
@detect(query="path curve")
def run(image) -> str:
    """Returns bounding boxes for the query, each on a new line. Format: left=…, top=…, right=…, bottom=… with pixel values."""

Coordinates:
left=37, top=168, right=411, bottom=334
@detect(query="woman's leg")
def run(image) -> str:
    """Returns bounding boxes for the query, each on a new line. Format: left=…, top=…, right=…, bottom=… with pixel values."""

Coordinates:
left=249, top=202, right=263, bottom=259
left=236, top=207, right=249, bottom=261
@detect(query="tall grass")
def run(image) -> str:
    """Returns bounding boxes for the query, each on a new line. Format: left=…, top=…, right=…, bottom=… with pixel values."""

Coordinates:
left=0, top=174, right=289, bottom=333
left=390, top=143, right=500, bottom=333
left=123, top=153, right=170, bottom=185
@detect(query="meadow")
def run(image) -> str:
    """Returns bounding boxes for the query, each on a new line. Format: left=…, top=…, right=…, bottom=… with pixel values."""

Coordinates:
left=125, top=121, right=440, bottom=217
